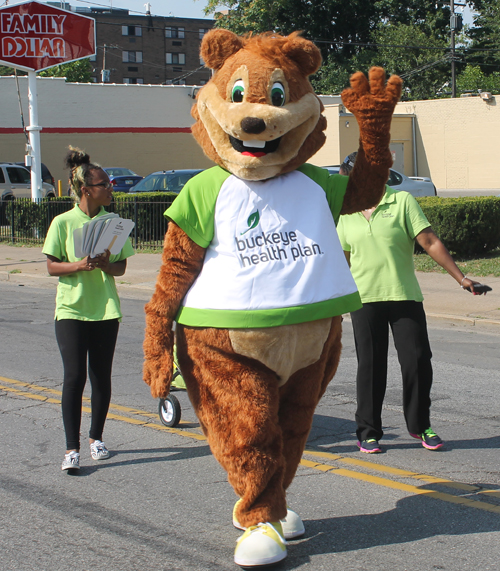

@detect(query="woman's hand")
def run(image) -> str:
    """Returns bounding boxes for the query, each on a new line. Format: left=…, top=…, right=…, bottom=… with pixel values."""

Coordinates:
left=47, top=254, right=97, bottom=276
left=90, top=249, right=111, bottom=273
left=89, top=250, right=127, bottom=276
left=461, top=277, right=490, bottom=295
left=81, top=256, right=97, bottom=271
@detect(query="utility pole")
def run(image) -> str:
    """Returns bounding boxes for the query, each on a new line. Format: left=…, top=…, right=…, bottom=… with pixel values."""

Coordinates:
left=101, top=44, right=110, bottom=83
left=449, top=0, right=465, bottom=97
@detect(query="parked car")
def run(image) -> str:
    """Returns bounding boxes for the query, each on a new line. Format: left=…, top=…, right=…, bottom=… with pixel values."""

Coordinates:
left=129, top=169, right=204, bottom=193
left=1, top=162, right=57, bottom=223
left=15, top=161, right=55, bottom=187
left=1, top=163, right=56, bottom=200
left=324, top=166, right=437, bottom=197
left=103, top=167, right=143, bottom=193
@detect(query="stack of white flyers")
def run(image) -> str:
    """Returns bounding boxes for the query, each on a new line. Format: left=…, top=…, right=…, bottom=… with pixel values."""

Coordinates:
left=74, top=213, right=135, bottom=258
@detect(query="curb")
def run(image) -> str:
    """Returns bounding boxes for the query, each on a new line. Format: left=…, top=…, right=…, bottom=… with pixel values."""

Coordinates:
left=425, top=312, right=500, bottom=327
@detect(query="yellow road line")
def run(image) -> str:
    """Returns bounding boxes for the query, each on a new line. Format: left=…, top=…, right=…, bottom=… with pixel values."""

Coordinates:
left=0, top=376, right=180, bottom=422
left=2, top=376, right=499, bottom=512
left=0, top=378, right=204, bottom=438
left=304, top=449, right=482, bottom=493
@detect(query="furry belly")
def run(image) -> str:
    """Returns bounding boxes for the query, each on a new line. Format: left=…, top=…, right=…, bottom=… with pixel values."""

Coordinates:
left=229, top=318, right=332, bottom=386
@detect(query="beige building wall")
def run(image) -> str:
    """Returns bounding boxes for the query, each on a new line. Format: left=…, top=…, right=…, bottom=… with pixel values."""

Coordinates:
left=395, top=97, right=500, bottom=190
left=316, top=96, right=500, bottom=190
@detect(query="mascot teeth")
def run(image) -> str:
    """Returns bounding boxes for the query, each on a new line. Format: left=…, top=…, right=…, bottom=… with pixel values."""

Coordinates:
left=243, top=140, right=266, bottom=149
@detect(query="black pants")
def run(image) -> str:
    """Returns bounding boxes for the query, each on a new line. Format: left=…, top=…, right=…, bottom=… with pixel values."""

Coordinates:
left=55, top=319, right=119, bottom=450
left=351, top=301, right=433, bottom=442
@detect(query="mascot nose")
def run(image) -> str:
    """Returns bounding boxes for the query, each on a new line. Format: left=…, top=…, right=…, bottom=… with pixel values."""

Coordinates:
left=241, top=117, right=266, bottom=134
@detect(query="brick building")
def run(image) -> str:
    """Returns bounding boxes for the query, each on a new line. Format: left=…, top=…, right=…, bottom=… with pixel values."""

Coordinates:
left=48, top=3, right=214, bottom=85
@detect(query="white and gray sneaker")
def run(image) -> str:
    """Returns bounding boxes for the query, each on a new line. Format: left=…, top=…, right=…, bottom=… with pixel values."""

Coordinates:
left=61, top=451, right=80, bottom=471
left=90, top=440, right=110, bottom=460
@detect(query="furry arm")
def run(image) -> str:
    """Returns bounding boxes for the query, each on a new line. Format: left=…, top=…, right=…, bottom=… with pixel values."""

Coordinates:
left=143, top=222, right=206, bottom=398
left=340, top=67, right=403, bottom=214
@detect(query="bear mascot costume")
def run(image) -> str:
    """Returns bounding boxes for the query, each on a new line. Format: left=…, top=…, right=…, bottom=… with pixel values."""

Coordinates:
left=143, top=29, right=402, bottom=567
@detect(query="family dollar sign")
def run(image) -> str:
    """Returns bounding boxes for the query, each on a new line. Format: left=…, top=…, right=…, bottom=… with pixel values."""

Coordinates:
left=0, top=1, right=95, bottom=72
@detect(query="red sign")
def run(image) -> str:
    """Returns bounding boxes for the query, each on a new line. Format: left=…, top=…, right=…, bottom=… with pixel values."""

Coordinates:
left=0, top=1, right=95, bottom=72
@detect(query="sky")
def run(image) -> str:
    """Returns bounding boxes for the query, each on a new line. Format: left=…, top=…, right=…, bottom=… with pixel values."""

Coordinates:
left=54, top=1, right=211, bottom=19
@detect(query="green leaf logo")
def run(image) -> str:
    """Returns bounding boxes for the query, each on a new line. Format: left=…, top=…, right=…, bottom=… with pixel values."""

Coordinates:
left=240, top=210, right=260, bottom=234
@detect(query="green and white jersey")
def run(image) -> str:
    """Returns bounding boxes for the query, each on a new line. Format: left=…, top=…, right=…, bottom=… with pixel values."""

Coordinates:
left=166, top=165, right=361, bottom=328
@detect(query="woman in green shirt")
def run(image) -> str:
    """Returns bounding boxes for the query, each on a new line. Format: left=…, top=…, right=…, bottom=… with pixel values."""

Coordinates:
left=337, top=153, right=485, bottom=454
left=43, top=147, right=134, bottom=471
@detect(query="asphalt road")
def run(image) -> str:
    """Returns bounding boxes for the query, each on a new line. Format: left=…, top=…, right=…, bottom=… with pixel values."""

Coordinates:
left=1, top=282, right=499, bottom=571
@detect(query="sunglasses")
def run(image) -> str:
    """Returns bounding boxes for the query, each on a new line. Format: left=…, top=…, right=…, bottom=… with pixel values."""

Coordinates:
left=86, top=182, right=113, bottom=189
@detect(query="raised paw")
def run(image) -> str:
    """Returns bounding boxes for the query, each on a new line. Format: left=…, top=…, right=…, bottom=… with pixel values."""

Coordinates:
left=341, top=66, right=402, bottom=117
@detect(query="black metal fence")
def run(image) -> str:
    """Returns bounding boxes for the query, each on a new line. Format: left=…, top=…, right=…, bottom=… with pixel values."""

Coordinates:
left=0, top=196, right=175, bottom=250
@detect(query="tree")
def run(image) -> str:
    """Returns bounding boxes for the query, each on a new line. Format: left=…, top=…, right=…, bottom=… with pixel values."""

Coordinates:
left=311, top=58, right=352, bottom=94
left=0, top=59, right=92, bottom=83
left=466, top=0, right=500, bottom=72
left=203, top=1, right=500, bottom=98
left=364, top=19, right=449, bottom=100
left=456, top=63, right=500, bottom=93
left=204, top=0, right=388, bottom=62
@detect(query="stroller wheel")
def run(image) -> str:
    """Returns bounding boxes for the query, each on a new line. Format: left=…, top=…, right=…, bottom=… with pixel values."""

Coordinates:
left=158, top=394, right=181, bottom=427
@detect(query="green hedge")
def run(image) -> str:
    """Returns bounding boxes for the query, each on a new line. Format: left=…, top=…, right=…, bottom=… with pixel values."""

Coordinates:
left=416, top=196, right=500, bottom=257
left=9, top=197, right=73, bottom=238
left=4, top=194, right=500, bottom=258
left=111, top=192, right=177, bottom=242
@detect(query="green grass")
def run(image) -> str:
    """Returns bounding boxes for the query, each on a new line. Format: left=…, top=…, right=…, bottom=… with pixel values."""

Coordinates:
left=414, top=248, right=500, bottom=277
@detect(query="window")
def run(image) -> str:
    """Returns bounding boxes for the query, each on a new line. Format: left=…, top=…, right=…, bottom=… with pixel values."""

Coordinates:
left=199, top=28, right=209, bottom=39
left=165, top=26, right=184, bottom=38
left=166, top=53, right=185, bottom=65
left=7, top=167, right=30, bottom=184
left=123, top=78, right=144, bottom=84
left=122, top=51, right=143, bottom=63
left=200, top=57, right=205, bottom=66
left=122, top=25, right=142, bottom=36
left=89, top=53, right=96, bottom=62
left=0, top=169, right=5, bottom=184
left=387, top=169, right=403, bottom=187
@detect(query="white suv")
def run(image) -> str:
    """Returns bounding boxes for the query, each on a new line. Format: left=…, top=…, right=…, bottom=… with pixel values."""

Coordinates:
left=0, top=163, right=56, bottom=201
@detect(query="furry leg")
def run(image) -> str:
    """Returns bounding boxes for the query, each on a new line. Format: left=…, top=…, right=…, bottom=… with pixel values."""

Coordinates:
left=177, top=326, right=288, bottom=527
left=278, top=316, right=343, bottom=490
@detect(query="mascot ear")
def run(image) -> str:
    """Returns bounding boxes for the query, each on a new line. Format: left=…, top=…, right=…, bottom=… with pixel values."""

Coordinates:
left=281, top=32, right=322, bottom=76
left=200, top=29, right=245, bottom=71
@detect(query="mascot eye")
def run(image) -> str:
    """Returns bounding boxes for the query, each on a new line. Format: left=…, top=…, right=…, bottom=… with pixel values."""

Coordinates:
left=231, top=80, right=245, bottom=103
left=271, top=83, right=285, bottom=107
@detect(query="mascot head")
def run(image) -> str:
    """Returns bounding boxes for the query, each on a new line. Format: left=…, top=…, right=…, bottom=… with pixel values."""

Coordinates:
left=191, top=29, right=327, bottom=181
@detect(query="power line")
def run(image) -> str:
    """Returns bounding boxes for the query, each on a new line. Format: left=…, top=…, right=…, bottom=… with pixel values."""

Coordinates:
left=312, top=37, right=500, bottom=54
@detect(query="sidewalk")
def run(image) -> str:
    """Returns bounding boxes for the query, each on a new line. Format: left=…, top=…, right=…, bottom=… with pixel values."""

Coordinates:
left=1, top=243, right=499, bottom=327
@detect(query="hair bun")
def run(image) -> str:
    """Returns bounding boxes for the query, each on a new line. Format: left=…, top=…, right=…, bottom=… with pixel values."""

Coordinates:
left=64, top=145, right=91, bottom=170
